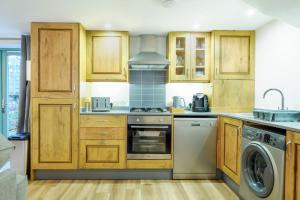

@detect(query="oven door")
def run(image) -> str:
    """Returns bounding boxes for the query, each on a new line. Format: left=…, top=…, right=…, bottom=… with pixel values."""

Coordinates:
left=127, top=125, right=171, bottom=160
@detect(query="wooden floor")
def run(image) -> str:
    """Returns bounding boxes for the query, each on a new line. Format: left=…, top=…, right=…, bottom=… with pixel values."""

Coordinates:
left=28, top=180, right=239, bottom=200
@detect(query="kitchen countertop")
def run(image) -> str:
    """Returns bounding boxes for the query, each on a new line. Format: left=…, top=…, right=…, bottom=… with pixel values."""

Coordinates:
left=81, top=110, right=172, bottom=116
left=80, top=109, right=300, bottom=132
left=80, top=109, right=217, bottom=116
left=220, top=113, right=300, bottom=133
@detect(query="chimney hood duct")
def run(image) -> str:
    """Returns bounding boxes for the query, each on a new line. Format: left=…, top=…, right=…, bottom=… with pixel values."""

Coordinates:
left=128, top=35, right=170, bottom=70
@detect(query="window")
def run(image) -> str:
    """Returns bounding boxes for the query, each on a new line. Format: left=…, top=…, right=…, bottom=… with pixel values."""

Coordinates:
left=0, top=49, right=21, bottom=136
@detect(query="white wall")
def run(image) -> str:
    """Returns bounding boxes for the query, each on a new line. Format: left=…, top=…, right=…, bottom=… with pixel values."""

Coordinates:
left=255, top=20, right=300, bottom=110
left=82, top=82, right=211, bottom=108
left=0, top=39, right=20, bottom=48
left=81, top=82, right=130, bottom=106
left=166, top=83, right=212, bottom=107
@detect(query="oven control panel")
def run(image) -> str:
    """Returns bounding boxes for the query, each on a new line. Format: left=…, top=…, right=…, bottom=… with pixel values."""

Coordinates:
left=128, top=115, right=171, bottom=125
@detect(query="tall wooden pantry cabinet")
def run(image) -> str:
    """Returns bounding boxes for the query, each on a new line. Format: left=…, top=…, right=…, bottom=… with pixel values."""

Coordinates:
left=30, top=23, right=85, bottom=176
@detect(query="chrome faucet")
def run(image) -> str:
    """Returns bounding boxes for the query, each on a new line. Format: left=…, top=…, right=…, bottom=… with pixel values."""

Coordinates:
left=263, top=88, right=285, bottom=110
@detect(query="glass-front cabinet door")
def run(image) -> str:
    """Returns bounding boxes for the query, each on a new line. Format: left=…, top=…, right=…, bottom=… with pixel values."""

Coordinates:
left=168, top=32, right=190, bottom=81
left=190, top=33, right=210, bottom=81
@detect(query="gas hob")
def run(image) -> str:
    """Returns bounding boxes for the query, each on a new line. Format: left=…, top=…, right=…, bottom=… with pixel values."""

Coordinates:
left=130, top=107, right=167, bottom=113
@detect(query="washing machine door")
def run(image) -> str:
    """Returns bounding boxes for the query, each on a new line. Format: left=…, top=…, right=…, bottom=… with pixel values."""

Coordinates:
left=242, top=142, right=274, bottom=198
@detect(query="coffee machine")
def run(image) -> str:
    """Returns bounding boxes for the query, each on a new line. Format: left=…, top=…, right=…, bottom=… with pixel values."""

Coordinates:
left=192, top=93, right=209, bottom=112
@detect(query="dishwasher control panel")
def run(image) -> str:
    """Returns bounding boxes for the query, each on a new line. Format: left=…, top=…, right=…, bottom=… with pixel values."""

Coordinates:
left=174, top=117, right=217, bottom=127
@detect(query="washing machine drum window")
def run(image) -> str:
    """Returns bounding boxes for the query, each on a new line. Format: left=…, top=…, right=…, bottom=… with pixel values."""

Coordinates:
left=242, top=143, right=274, bottom=198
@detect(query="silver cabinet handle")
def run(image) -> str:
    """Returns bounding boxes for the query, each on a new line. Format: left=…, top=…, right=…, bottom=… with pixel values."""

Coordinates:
left=286, top=140, right=292, bottom=150
left=73, top=103, right=77, bottom=109
left=97, top=132, right=109, bottom=135
left=286, top=140, right=293, bottom=159
left=73, top=84, right=76, bottom=93
left=97, top=141, right=107, bottom=145
left=96, top=120, right=109, bottom=122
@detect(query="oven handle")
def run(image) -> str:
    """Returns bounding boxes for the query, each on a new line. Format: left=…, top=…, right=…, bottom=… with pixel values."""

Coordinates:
left=130, top=125, right=169, bottom=129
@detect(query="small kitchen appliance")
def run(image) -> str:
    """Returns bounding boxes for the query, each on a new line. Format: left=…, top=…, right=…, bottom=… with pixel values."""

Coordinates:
left=172, top=96, right=186, bottom=108
left=91, top=97, right=112, bottom=112
left=192, top=93, right=209, bottom=112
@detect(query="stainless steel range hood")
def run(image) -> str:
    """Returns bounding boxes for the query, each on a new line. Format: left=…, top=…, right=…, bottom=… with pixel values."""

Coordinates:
left=128, top=35, right=170, bottom=70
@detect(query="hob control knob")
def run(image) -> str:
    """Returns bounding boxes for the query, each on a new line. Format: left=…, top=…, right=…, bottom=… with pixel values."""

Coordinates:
left=136, top=118, right=140, bottom=122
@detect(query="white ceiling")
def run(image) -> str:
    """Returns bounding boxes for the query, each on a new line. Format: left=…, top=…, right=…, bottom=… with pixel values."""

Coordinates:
left=244, top=0, right=300, bottom=28
left=0, top=0, right=272, bottom=37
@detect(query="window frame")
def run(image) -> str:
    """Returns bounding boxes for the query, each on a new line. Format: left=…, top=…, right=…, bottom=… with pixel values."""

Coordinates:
left=0, top=48, right=21, bottom=137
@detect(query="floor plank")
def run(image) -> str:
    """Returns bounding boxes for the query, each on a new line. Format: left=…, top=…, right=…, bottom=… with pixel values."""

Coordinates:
left=28, top=180, right=239, bottom=200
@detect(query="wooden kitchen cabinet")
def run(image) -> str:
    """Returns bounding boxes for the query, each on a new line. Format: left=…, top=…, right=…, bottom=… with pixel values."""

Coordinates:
left=212, top=30, right=255, bottom=80
left=285, top=131, right=300, bottom=200
left=80, top=115, right=127, bottom=128
left=31, top=22, right=79, bottom=98
left=79, top=139, right=126, bottom=169
left=79, top=115, right=127, bottom=169
left=211, top=79, right=254, bottom=112
left=86, top=31, right=129, bottom=82
left=31, top=98, right=78, bottom=169
left=168, top=32, right=211, bottom=82
left=168, top=32, right=190, bottom=81
left=218, top=117, right=243, bottom=184
left=30, top=23, right=84, bottom=178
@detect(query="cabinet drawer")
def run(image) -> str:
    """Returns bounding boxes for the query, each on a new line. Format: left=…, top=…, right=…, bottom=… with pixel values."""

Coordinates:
left=80, top=127, right=126, bottom=140
left=80, top=115, right=126, bottom=127
left=79, top=140, right=126, bottom=169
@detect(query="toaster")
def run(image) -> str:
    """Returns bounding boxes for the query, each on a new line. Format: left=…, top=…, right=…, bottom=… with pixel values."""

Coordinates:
left=91, top=97, right=112, bottom=112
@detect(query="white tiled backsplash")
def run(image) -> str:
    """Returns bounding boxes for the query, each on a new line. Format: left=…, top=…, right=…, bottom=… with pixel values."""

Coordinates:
left=81, top=82, right=212, bottom=108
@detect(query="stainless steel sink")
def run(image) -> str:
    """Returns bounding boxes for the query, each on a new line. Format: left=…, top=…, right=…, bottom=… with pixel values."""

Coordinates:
left=253, top=109, right=300, bottom=122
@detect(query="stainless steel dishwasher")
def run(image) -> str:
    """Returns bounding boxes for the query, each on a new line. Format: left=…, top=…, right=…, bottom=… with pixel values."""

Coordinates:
left=173, top=117, right=217, bottom=179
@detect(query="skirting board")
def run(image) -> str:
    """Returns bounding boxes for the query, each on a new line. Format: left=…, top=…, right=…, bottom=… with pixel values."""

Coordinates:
left=35, top=169, right=172, bottom=180
left=217, top=169, right=241, bottom=199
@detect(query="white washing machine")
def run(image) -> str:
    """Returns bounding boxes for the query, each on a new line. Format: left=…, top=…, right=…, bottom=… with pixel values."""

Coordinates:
left=239, top=125, right=285, bottom=200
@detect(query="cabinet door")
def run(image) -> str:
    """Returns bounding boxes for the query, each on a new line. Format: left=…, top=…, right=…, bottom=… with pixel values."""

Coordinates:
left=213, top=31, right=255, bottom=80
left=79, top=140, right=126, bottom=169
left=31, top=23, right=79, bottom=98
left=285, top=131, right=300, bottom=200
left=168, top=32, right=191, bottom=82
left=31, top=98, right=78, bottom=169
left=190, top=32, right=211, bottom=82
left=86, top=31, right=128, bottom=82
left=212, top=79, right=254, bottom=112
left=219, top=117, right=242, bottom=184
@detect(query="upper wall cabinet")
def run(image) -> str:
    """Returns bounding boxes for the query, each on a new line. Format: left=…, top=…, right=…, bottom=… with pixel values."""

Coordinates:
left=31, top=23, right=79, bottom=98
left=168, top=32, right=211, bottom=82
left=212, top=31, right=255, bottom=80
left=168, top=32, right=190, bottom=81
left=86, top=31, right=129, bottom=82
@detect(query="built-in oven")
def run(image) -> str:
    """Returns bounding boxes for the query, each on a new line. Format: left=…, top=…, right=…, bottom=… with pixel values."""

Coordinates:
left=127, top=115, right=172, bottom=160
